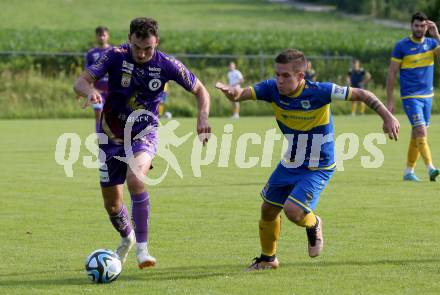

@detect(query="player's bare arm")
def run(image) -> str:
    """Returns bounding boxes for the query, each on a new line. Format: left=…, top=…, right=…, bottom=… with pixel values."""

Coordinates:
left=385, top=61, right=400, bottom=113
left=427, top=20, right=440, bottom=56
left=215, top=82, right=254, bottom=101
left=351, top=88, right=400, bottom=141
left=73, top=71, right=103, bottom=108
left=191, top=79, right=211, bottom=144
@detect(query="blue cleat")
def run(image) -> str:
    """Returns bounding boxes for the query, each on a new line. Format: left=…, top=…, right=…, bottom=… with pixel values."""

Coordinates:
left=403, top=173, right=420, bottom=182
left=429, top=169, right=440, bottom=182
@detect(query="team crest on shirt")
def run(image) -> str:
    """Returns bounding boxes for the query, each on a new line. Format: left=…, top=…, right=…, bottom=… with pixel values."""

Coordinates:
left=301, top=100, right=311, bottom=109
left=149, top=78, right=162, bottom=91
left=423, top=44, right=429, bottom=50
left=121, top=73, right=131, bottom=87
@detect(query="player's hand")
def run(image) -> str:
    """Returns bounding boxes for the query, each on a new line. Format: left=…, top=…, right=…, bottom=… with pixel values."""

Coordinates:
left=82, top=91, right=102, bottom=109
left=383, top=114, right=400, bottom=141
left=197, top=112, right=211, bottom=146
left=427, top=20, right=440, bottom=38
left=215, top=82, right=238, bottom=101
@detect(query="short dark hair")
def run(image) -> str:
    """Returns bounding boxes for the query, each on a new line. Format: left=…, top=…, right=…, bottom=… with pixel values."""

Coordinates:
left=411, top=12, right=428, bottom=24
left=95, top=26, right=109, bottom=35
left=275, top=49, right=307, bottom=72
left=130, top=17, right=159, bottom=39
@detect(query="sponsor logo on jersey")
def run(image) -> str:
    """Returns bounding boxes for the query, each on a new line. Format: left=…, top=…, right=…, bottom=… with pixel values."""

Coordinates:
left=121, top=73, right=131, bottom=87
left=123, top=60, right=134, bottom=71
left=149, top=78, right=162, bottom=91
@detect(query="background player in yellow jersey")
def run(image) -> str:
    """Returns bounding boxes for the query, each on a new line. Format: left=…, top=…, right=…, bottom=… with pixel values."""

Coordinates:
left=216, top=49, right=400, bottom=270
left=386, top=12, right=440, bottom=182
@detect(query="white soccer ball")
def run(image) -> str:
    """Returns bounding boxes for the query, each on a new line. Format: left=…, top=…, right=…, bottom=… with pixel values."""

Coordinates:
left=163, top=111, right=172, bottom=119
left=85, top=249, right=122, bottom=284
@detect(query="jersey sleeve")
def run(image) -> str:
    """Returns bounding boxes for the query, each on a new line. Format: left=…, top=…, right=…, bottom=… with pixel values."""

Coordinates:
left=166, top=58, right=197, bottom=92
left=318, top=82, right=352, bottom=102
left=85, top=51, right=92, bottom=68
left=86, top=49, right=114, bottom=81
left=250, top=80, right=275, bottom=102
left=391, top=42, right=403, bottom=63
left=431, top=38, right=439, bottom=50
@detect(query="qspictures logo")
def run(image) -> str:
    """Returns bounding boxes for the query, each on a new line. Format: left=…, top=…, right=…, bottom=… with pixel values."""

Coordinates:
left=55, top=111, right=388, bottom=185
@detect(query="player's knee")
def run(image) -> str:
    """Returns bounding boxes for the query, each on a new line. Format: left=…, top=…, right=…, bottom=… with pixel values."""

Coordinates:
left=413, top=125, right=427, bottom=137
left=261, top=201, right=282, bottom=221
left=126, top=173, right=145, bottom=195
left=283, top=202, right=306, bottom=224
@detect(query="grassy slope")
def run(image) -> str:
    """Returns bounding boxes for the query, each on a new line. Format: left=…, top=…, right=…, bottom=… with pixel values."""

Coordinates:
left=0, top=116, right=439, bottom=294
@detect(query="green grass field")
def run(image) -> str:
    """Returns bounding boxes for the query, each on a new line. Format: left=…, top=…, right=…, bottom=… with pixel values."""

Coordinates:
left=1, top=115, right=439, bottom=294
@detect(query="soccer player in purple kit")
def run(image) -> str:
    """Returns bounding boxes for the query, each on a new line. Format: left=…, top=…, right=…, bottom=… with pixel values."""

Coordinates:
left=84, top=26, right=112, bottom=132
left=74, top=17, right=211, bottom=269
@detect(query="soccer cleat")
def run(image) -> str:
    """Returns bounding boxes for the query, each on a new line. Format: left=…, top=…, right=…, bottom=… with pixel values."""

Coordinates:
left=429, top=169, right=440, bottom=182
left=306, top=216, right=323, bottom=258
left=246, top=255, right=279, bottom=271
left=403, top=173, right=420, bottom=182
left=115, top=230, right=135, bottom=265
left=136, top=248, right=156, bottom=269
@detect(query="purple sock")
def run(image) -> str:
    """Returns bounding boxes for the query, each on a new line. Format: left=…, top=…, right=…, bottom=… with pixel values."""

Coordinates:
left=109, top=204, right=132, bottom=238
left=131, top=192, right=150, bottom=243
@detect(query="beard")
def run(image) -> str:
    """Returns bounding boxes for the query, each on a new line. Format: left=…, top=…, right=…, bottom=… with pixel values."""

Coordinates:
left=412, top=31, right=425, bottom=39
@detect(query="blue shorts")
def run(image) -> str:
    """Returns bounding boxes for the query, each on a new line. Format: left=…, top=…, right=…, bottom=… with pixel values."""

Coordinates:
left=261, top=162, right=334, bottom=212
left=402, top=98, right=432, bottom=127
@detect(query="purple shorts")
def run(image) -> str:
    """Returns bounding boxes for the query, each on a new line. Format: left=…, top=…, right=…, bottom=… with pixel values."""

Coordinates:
left=98, top=133, right=158, bottom=187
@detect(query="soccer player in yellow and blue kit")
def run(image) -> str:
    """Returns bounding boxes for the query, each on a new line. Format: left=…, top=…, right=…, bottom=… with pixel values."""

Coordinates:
left=386, top=11, right=440, bottom=182
left=216, top=49, right=400, bottom=270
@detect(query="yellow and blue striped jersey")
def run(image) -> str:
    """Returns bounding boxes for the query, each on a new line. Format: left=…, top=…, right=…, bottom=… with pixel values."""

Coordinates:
left=251, top=79, right=352, bottom=170
left=391, top=36, right=439, bottom=99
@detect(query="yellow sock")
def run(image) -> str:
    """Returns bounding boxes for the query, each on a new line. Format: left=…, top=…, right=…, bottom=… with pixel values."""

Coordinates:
left=359, top=102, right=366, bottom=114
left=259, top=215, right=281, bottom=256
left=351, top=102, right=357, bottom=114
left=159, top=104, right=165, bottom=116
left=407, top=137, right=420, bottom=168
left=294, top=211, right=317, bottom=228
left=416, top=137, right=433, bottom=166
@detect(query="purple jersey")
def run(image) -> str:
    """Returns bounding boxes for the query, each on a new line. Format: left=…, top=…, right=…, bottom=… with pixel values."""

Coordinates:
left=85, top=46, right=112, bottom=92
left=87, top=44, right=197, bottom=142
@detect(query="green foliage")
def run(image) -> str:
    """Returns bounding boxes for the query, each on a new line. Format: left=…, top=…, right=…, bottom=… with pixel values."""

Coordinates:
left=2, top=69, right=439, bottom=119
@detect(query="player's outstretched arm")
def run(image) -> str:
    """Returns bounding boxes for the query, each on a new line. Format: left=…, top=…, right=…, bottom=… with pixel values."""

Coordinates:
left=385, top=61, right=399, bottom=113
left=191, top=80, right=211, bottom=145
left=73, top=71, right=102, bottom=109
left=215, top=82, right=254, bottom=102
left=351, top=88, right=400, bottom=141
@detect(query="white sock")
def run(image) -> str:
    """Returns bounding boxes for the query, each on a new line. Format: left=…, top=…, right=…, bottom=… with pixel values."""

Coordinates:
left=427, top=164, right=435, bottom=172
left=404, top=167, right=414, bottom=175
left=137, top=242, right=148, bottom=251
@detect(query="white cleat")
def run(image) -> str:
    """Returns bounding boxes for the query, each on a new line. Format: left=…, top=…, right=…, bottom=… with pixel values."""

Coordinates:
left=116, top=230, right=135, bottom=264
left=136, top=247, right=156, bottom=269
